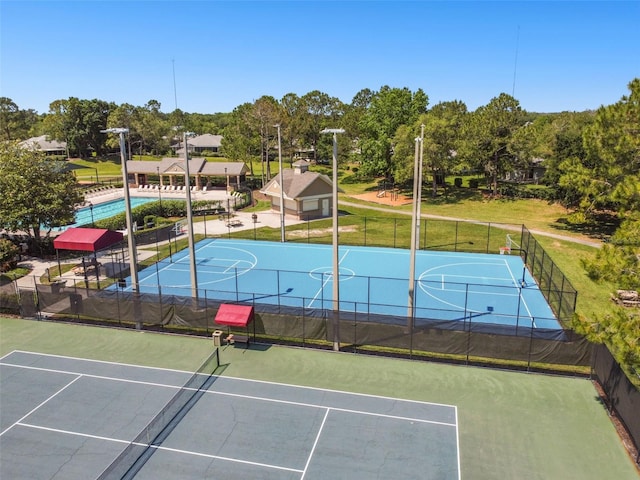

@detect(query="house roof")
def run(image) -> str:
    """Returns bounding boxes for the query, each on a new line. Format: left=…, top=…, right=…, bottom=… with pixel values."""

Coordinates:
left=188, top=133, right=223, bottom=147
left=19, top=135, right=66, bottom=152
left=260, top=169, right=337, bottom=200
left=172, top=133, right=223, bottom=151
left=126, top=160, right=248, bottom=176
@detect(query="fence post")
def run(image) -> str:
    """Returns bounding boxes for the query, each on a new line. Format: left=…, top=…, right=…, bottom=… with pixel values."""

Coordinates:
left=393, top=219, right=397, bottom=248
left=353, top=304, right=358, bottom=354
left=235, top=267, right=239, bottom=302
left=454, top=221, right=459, bottom=252
left=423, top=218, right=427, bottom=249
left=302, top=296, right=306, bottom=347
left=364, top=217, right=367, bottom=246
left=465, top=284, right=471, bottom=365
left=277, top=270, right=281, bottom=307
left=115, top=284, right=122, bottom=326
left=486, top=223, right=491, bottom=253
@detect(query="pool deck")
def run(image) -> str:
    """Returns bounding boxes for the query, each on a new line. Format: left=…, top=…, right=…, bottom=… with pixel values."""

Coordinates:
left=84, top=187, right=303, bottom=235
left=15, top=188, right=302, bottom=289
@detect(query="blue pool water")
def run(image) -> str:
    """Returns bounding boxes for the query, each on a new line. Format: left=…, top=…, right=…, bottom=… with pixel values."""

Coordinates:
left=57, top=197, right=155, bottom=230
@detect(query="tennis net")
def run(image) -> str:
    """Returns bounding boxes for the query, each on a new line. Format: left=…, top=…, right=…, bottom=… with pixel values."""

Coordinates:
left=97, top=348, right=221, bottom=480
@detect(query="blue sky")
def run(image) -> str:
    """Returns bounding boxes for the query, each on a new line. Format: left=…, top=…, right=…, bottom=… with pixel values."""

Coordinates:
left=1, top=1, right=638, bottom=115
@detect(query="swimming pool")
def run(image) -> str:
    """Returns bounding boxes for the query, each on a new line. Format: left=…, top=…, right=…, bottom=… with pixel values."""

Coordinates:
left=56, top=197, right=156, bottom=230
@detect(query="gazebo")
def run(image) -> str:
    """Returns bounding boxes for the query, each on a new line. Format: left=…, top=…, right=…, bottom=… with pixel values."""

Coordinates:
left=53, top=228, right=124, bottom=286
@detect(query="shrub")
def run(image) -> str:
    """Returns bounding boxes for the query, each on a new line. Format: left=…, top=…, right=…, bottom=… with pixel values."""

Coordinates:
left=454, top=177, right=463, bottom=188
left=0, top=239, right=19, bottom=272
left=144, top=215, right=156, bottom=228
left=469, top=178, right=480, bottom=189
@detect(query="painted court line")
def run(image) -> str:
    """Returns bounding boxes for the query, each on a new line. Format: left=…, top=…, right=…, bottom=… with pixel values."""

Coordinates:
left=203, top=388, right=456, bottom=427
left=155, top=445, right=303, bottom=473
left=221, top=373, right=458, bottom=411
left=0, top=362, right=187, bottom=392
left=0, top=375, right=82, bottom=437
left=9, top=350, right=193, bottom=374
left=6, top=352, right=457, bottom=414
left=300, top=408, right=330, bottom=479
left=0, top=350, right=17, bottom=361
left=16, top=422, right=134, bottom=445
left=16, top=423, right=302, bottom=474
left=455, top=407, right=462, bottom=480
left=503, top=258, right=535, bottom=321
left=2, top=357, right=455, bottom=426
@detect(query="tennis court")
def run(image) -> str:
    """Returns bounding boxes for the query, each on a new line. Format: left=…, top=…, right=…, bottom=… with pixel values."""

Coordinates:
left=1, top=318, right=638, bottom=480
left=127, top=238, right=560, bottom=329
left=0, top=350, right=460, bottom=480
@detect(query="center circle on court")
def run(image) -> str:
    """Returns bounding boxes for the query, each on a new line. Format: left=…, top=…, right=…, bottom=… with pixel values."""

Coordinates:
left=309, top=266, right=355, bottom=282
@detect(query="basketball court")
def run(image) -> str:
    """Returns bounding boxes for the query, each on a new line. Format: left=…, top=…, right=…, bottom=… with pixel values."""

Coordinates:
left=119, top=238, right=560, bottom=330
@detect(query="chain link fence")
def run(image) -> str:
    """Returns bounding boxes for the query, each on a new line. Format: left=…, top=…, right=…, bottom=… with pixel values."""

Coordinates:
left=3, top=279, right=590, bottom=374
left=1, top=218, right=584, bottom=373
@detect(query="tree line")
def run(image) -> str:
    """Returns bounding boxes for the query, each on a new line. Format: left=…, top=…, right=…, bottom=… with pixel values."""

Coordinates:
left=1, top=80, right=637, bottom=222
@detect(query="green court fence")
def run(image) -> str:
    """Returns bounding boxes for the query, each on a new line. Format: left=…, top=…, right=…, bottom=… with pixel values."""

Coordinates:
left=592, top=343, right=640, bottom=465
left=9, top=279, right=592, bottom=374
left=519, top=226, right=578, bottom=328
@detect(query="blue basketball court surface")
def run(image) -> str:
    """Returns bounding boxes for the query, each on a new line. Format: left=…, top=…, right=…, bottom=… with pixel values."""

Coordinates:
left=121, top=239, right=560, bottom=330
left=0, top=350, right=460, bottom=479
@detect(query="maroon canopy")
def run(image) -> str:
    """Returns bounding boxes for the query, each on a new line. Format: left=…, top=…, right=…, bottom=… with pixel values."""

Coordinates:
left=53, top=228, right=123, bottom=252
left=214, top=304, right=254, bottom=327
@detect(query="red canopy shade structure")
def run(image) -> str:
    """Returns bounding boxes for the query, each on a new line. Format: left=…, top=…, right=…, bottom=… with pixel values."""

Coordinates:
left=53, top=228, right=123, bottom=252
left=214, top=304, right=254, bottom=327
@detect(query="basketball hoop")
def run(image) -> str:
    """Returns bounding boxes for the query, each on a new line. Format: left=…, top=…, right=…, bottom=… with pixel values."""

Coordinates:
left=500, top=246, right=511, bottom=255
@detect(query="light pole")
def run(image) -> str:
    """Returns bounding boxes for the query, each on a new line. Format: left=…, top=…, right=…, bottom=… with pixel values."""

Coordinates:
left=275, top=124, right=285, bottom=242
left=183, top=131, right=198, bottom=299
left=321, top=128, right=345, bottom=351
left=407, top=124, right=424, bottom=328
left=156, top=166, right=163, bottom=216
left=88, top=202, right=94, bottom=226
left=101, top=128, right=138, bottom=293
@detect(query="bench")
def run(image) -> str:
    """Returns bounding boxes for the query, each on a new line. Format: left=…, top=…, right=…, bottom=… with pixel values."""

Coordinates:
left=225, top=333, right=250, bottom=347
